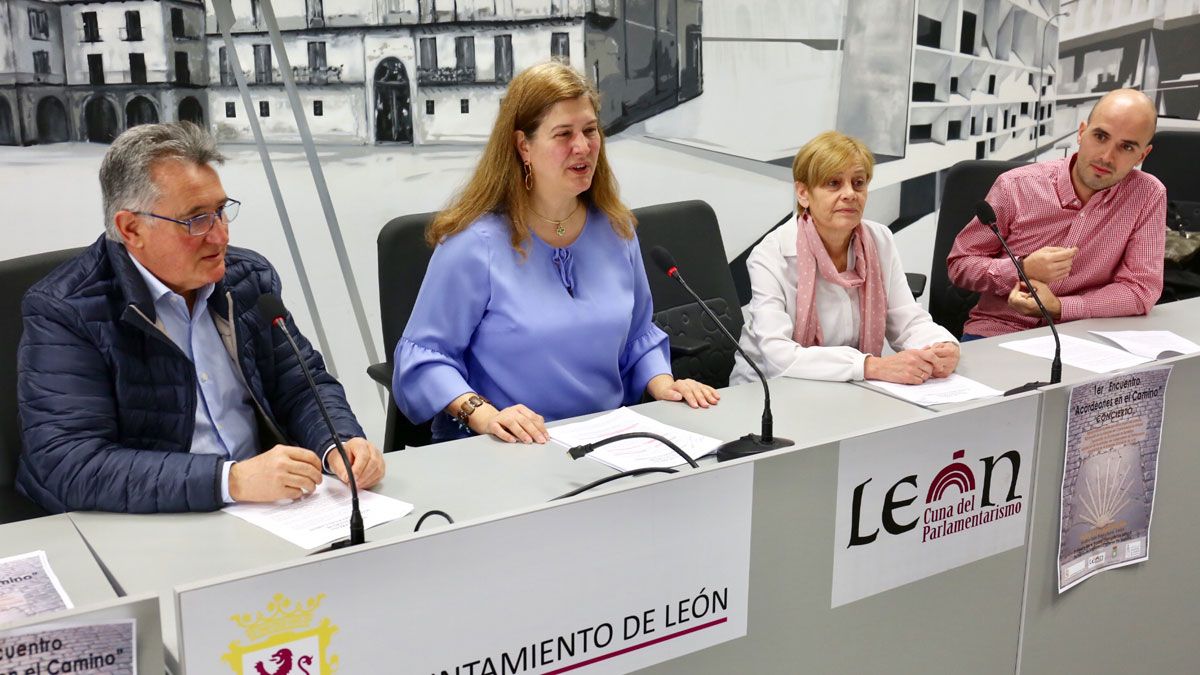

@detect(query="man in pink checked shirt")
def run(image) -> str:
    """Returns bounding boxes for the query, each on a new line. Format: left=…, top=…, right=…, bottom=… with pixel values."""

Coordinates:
left=947, top=89, right=1166, bottom=339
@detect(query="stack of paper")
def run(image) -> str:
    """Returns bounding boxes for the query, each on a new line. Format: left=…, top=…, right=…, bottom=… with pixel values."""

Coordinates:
left=550, top=407, right=722, bottom=472
left=1090, top=330, right=1200, bottom=360
left=998, top=334, right=1152, bottom=373
left=224, top=480, right=414, bottom=549
left=867, top=373, right=1003, bottom=406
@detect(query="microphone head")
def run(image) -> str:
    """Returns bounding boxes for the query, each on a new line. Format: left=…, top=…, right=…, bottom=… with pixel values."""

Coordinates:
left=257, top=293, right=288, bottom=327
left=649, top=246, right=678, bottom=277
left=974, top=201, right=998, bottom=227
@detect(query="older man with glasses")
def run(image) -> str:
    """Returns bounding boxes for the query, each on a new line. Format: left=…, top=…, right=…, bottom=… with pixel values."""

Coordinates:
left=16, top=122, right=384, bottom=514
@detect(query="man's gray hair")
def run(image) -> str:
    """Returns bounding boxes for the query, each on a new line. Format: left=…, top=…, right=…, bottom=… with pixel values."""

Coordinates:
left=99, top=122, right=226, bottom=241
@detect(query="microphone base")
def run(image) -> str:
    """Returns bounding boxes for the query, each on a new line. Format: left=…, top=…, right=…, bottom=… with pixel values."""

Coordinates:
left=1004, top=381, right=1049, bottom=396
left=716, top=434, right=793, bottom=462
left=314, top=536, right=365, bottom=554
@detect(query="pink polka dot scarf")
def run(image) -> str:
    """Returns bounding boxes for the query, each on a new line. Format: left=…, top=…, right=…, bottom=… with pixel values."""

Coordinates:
left=792, top=214, right=887, bottom=356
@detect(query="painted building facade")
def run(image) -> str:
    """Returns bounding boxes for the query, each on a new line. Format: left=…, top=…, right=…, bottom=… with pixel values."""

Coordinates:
left=205, top=0, right=702, bottom=144
left=2, top=0, right=702, bottom=144
left=1, top=0, right=69, bottom=144
left=1, top=0, right=206, bottom=144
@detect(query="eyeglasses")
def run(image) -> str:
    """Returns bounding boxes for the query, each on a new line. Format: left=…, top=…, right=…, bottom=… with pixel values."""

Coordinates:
left=135, top=198, right=241, bottom=236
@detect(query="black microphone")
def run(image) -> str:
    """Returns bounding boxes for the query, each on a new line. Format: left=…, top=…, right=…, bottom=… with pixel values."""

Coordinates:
left=974, top=202, right=1062, bottom=394
left=257, top=293, right=365, bottom=549
left=649, top=246, right=791, bottom=461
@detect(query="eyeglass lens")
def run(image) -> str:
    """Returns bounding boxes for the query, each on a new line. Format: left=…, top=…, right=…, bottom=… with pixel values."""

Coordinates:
left=188, top=200, right=239, bottom=235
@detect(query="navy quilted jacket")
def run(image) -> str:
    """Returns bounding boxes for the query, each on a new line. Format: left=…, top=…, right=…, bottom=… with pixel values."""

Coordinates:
left=16, top=235, right=364, bottom=513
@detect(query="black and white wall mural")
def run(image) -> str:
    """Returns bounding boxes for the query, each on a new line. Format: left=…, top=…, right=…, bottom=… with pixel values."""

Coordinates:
left=1057, top=1, right=1200, bottom=126
left=2, top=0, right=1198, bottom=438
left=0, top=0, right=703, bottom=145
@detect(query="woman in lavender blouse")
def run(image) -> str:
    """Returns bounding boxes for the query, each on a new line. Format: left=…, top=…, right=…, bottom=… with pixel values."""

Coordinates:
left=393, top=62, right=719, bottom=444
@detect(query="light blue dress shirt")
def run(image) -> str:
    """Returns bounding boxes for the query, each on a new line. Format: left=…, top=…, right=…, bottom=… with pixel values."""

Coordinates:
left=129, top=255, right=258, bottom=502
left=393, top=209, right=671, bottom=429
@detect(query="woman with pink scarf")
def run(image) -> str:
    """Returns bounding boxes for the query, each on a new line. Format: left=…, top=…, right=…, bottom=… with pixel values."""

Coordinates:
left=730, top=131, right=959, bottom=385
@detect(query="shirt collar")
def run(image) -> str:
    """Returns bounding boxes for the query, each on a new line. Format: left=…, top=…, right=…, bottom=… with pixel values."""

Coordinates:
left=782, top=215, right=800, bottom=257
left=1057, top=155, right=1084, bottom=209
left=127, top=251, right=215, bottom=311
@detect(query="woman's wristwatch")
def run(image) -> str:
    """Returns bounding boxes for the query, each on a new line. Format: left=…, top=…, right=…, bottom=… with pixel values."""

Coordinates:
left=455, top=394, right=491, bottom=427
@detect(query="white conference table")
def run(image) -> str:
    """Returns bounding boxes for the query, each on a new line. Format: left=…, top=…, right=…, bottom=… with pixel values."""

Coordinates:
left=19, top=296, right=1200, bottom=670
left=0, top=514, right=118, bottom=610
left=67, top=374, right=936, bottom=659
left=952, top=295, right=1200, bottom=393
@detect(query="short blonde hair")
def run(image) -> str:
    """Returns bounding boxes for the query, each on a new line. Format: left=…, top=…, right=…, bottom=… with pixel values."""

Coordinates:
left=791, top=131, right=875, bottom=212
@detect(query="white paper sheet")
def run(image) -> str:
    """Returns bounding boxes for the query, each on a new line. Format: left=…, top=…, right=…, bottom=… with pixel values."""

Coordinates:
left=224, top=480, right=414, bottom=550
left=550, top=407, right=722, bottom=471
left=1089, top=330, right=1200, bottom=360
left=867, top=373, right=1003, bottom=406
left=0, top=550, right=73, bottom=623
left=998, top=334, right=1153, bottom=373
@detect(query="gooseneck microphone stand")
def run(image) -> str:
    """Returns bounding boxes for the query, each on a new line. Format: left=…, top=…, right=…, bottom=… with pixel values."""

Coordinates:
left=974, top=201, right=1062, bottom=394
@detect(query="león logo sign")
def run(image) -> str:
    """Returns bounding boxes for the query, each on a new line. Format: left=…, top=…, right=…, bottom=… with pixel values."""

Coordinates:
left=846, top=449, right=1025, bottom=547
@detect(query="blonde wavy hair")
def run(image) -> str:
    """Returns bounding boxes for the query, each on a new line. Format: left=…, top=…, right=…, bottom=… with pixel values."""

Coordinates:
left=426, top=61, right=634, bottom=250
left=791, top=131, right=875, bottom=213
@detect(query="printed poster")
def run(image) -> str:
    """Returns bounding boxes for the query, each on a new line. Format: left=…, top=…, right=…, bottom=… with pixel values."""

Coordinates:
left=0, top=620, right=136, bottom=674
left=1058, top=367, right=1171, bottom=592
left=0, top=551, right=72, bottom=624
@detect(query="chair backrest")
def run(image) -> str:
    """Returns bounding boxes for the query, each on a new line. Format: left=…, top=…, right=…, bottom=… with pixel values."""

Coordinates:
left=929, top=160, right=1024, bottom=338
left=730, top=212, right=792, bottom=306
left=1, top=248, right=84, bottom=493
left=634, top=200, right=743, bottom=388
left=1142, top=129, right=1200, bottom=207
left=377, top=212, right=437, bottom=449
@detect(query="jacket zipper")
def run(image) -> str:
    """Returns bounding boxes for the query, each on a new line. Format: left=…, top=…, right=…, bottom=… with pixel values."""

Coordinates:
left=222, top=291, right=288, bottom=445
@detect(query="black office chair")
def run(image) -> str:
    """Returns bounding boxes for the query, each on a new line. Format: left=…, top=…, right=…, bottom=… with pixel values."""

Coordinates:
left=367, top=213, right=436, bottom=451
left=929, top=160, right=1024, bottom=338
left=1, top=247, right=84, bottom=523
left=1144, top=127, right=1200, bottom=232
left=1142, top=129, right=1200, bottom=212
left=1143, top=129, right=1200, bottom=303
left=634, top=200, right=743, bottom=388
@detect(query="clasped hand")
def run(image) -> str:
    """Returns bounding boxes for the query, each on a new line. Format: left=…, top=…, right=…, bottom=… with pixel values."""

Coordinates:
left=1007, top=245, right=1070, bottom=319
left=864, top=342, right=959, bottom=385
left=1008, top=279, right=1062, bottom=319
left=228, top=437, right=385, bottom=502
left=1021, top=246, right=1077, bottom=284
